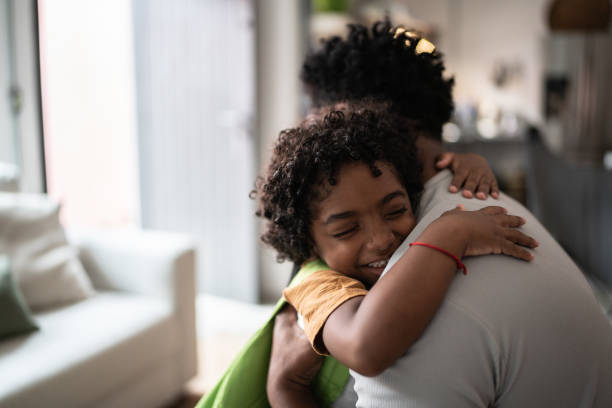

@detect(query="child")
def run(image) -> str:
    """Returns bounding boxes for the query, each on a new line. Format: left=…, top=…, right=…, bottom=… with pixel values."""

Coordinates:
left=256, top=108, right=537, bottom=382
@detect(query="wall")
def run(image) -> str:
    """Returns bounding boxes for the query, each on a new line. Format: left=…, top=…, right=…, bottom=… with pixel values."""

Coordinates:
left=255, top=0, right=308, bottom=301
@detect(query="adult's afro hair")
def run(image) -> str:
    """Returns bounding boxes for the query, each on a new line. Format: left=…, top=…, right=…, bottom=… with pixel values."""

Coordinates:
left=301, top=19, right=454, bottom=139
left=254, top=105, right=423, bottom=265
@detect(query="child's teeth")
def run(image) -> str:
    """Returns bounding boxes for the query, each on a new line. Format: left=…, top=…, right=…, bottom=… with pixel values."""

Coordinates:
left=368, top=260, right=388, bottom=268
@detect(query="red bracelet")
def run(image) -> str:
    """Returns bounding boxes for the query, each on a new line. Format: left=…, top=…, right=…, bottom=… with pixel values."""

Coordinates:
left=409, top=242, right=467, bottom=275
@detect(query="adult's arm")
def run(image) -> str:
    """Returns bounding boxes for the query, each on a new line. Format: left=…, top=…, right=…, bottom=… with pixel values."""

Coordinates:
left=267, top=304, right=323, bottom=408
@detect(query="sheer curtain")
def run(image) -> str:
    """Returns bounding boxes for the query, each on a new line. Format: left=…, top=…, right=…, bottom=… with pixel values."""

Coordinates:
left=132, top=0, right=257, bottom=301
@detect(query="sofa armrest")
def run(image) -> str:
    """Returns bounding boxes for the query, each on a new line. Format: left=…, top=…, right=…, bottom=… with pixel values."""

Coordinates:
left=68, top=228, right=195, bottom=299
left=68, top=227, right=198, bottom=382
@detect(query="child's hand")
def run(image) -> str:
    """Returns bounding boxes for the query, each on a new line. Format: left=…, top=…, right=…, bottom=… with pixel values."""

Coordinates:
left=440, top=205, right=538, bottom=261
left=436, top=152, right=500, bottom=199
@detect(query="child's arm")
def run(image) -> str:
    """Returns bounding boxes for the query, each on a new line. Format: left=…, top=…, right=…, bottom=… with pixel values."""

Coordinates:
left=321, top=206, right=537, bottom=377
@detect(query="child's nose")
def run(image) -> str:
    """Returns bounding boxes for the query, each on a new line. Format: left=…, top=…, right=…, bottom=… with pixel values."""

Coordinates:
left=367, top=224, right=395, bottom=254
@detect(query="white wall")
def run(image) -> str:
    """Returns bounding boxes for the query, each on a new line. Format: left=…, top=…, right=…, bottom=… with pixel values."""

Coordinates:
left=255, top=0, right=307, bottom=301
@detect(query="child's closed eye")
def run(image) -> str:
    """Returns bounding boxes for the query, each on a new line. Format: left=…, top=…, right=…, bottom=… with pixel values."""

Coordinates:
left=333, top=225, right=359, bottom=238
left=385, top=206, right=408, bottom=219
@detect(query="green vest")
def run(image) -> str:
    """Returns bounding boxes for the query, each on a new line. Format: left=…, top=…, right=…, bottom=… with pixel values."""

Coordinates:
left=195, top=260, right=350, bottom=408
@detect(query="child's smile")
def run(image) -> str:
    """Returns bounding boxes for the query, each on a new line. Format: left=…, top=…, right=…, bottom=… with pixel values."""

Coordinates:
left=310, top=161, right=416, bottom=287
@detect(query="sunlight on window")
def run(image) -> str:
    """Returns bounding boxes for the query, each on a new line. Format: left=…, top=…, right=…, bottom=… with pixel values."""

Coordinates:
left=38, top=0, right=140, bottom=228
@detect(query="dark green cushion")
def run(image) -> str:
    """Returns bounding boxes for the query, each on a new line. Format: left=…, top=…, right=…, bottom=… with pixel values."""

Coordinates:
left=0, top=254, right=39, bottom=340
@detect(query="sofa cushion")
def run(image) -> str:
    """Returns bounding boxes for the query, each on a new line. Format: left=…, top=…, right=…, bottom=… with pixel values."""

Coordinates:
left=0, top=193, right=94, bottom=310
left=0, top=292, right=180, bottom=407
left=0, top=255, right=39, bottom=340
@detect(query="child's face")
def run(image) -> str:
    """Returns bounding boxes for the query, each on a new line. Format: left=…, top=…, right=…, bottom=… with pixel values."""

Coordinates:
left=310, top=161, right=416, bottom=287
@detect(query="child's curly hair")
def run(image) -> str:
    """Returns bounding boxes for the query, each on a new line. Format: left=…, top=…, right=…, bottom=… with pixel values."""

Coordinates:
left=301, top=19, right=454, bottom=139
left=255, top=106, right=423, bottom=265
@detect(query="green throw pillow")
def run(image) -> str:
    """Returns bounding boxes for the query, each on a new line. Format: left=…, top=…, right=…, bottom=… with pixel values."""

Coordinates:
left=0, top=254, right=39, bottom=339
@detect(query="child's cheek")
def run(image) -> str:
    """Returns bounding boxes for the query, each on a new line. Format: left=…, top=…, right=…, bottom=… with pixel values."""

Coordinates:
left=329, top=243, right=360, bottom=277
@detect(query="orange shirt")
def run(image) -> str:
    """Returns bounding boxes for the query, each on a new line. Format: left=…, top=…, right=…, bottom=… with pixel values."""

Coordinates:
left=283, top=269, right=368, bottom=355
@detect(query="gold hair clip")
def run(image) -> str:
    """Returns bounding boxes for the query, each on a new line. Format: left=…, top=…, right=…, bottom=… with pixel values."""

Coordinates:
left=392, top=26, right=420, bottom=40
left=415, top=38, right=435, bottom=54
left=392, top=26, right=435, bottom=54
left=392, top=27, right=407, bottom=38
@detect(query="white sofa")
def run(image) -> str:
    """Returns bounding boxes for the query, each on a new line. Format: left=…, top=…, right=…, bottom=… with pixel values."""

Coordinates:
left=0, top=228, right=198, bottom=408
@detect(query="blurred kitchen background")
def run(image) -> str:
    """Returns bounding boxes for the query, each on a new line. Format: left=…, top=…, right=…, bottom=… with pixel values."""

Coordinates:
left=1, top=0, right=611, bottom=396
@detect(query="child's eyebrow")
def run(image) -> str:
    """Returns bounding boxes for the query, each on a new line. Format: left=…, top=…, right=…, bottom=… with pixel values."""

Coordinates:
left=381, top=191, right=407, bottom=205
left=324, top=211, right=357, bottom=225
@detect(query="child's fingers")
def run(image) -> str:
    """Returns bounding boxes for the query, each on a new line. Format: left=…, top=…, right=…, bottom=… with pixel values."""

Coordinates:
left=505, top=229, right=539, bottom=248
left=497, top=214, right=526, bottom=228
left=461, top=174, right=481, bottom=199
left=476, top=178, right=493, bottom=200
left=449, top=170, right=469, bottom=193
left=462, top=188, right=474, bottom=199
left=502, top=241, right=534, bottom=261
left=490, top=180, right=500, bottom=199
left=435, top=152, right=454, bottom=169
left=480, top=206, right=507, bottom=215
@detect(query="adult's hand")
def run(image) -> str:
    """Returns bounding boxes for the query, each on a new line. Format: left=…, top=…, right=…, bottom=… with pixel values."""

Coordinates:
left=267, top=303, right=323, bottom=407
left=436, top=152, right=500, bottom=200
